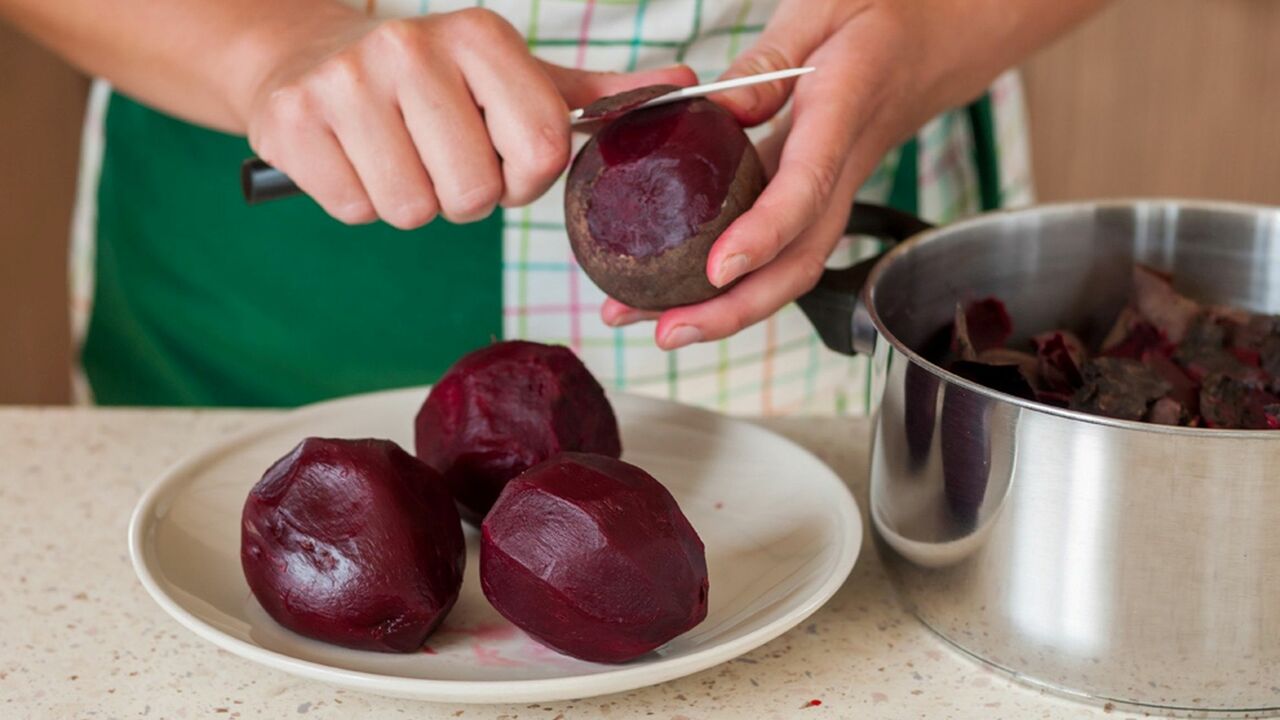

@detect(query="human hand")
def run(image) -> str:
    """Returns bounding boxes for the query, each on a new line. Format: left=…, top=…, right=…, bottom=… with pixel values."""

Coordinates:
left=242, top=7, right=696, bottom=229
left=602, top=0, right=1105, bottom=349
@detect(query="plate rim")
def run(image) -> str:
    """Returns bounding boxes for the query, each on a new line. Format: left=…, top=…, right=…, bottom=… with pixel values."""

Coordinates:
left=127, top=386, right=862, bottom=703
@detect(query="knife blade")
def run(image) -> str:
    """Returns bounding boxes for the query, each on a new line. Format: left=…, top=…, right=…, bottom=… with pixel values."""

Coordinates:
left=568, top=66, right=815, bottom=125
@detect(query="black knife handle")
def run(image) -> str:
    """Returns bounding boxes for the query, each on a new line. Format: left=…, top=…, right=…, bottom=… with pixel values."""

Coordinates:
left=241, top=158, right=301, bottom=204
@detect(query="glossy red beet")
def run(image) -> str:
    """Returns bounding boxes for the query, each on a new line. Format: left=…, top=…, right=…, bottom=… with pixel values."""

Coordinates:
left=480, top=453, right=708, bottom=663
left=240, top=438, right=464, bottom=653
left=565, top=96, right=765, bottom=310
left=415, top=341, right=622, bottom=525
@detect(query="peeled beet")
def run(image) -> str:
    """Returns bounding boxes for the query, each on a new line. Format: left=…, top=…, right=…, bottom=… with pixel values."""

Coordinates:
left=480, top=453, right=708, bottom=663
left=415, top=341, right=622, bottom=525
left=565, top=95, right=765, bottom=310
left=240, top=438, right=465, bottom=653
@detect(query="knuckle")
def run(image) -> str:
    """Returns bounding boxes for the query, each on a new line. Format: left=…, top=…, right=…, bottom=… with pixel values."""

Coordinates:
left=798, top=156, right=841, bottom=207
left=743, top=44, right=797, bottom=77
left=729, top=302, right=757, bottom=336
left=798, top=155, right=839, bottom=197
left=760, top=223, right=789, bottom=256
left=508, top=127, right=570, bottom=196
left=795, top=252, right=828, bottom=292
left=316, top=52, right=366, bottom=93
left=264, top=85, right=311, bottom=127
left=449, top=7, right=511, bottom=41
left=373, top=19, right=425, bottom=60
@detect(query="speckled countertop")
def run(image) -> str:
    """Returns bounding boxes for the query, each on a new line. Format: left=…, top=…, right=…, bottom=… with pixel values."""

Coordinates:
left=0, top=407, right=1153, bottom=720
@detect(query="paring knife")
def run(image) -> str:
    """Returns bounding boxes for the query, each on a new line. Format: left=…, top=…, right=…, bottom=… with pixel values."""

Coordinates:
left=241, top=66, right=815, bottom=205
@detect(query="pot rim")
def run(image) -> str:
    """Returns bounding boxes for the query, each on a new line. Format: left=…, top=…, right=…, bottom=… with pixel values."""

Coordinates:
left=863, top=197, right=1280, bottom=438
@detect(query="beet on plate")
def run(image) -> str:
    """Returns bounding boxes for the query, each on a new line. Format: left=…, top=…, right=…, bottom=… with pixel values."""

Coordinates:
left=480, top=452, right=709, bottom=663
left=415, top=340, right=622, bottom=524
left=240, top=437, right=465, bottom=653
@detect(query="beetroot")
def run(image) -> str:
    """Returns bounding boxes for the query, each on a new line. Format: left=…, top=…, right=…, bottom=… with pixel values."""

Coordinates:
left=565, top=96, right=765, bottom=310
left=1071, top=358, right=1170, bottom=421
left=241, top=438, right=464, bottom=653
left=415, top=341, right=622, bottom=525
left=1133, top=265, right=1200, bottom=343
left=962, top=298, right=1014, bottom=354
left=926, top=268, right=1280, bottom=429
left=1033, top=332, right=1085, bottom=392
left=480, top=453, right=708, bottom=663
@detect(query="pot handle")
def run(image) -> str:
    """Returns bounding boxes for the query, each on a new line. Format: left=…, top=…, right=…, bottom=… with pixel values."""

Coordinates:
left=796, top=202, right=933, bottom=356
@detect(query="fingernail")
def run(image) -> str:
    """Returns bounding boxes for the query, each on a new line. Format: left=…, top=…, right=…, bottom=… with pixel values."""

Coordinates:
left=662, top=325, right=703, bottom=350
left=714, top=253, right=751, bottom=287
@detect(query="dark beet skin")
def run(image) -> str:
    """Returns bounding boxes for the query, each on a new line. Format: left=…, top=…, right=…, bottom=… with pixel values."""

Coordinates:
left=1070, top=358, right=1170, bottom=421
left=565, top=98, right=765, bottom=310
left=241, top=438, right=465, bottom=653
left=576, top=84, right=680, bottom=123
left=480, top=453, right=708, bottom=664
left=415, top=341, right=622, bottom=525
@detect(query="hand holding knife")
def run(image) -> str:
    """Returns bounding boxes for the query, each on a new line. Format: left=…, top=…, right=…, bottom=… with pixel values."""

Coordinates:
left=241, top=67, right=814, bottom=205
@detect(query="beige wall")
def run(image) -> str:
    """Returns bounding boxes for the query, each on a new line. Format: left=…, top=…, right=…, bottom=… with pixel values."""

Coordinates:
left=2, top=0, right=1279, bottom=404
left=1023, top=0, right=1280, bottom=204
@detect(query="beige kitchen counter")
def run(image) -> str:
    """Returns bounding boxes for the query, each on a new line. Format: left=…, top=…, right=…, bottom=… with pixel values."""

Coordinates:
left=0, top=406, right=1149, bottom=719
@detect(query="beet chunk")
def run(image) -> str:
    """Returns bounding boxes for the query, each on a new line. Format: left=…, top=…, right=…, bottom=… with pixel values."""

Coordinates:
left=480, top=453, right=708, bottom=664
left=1199, top=373, right=1280, bottom=429
left=1133, top=265, right=1200, bottom=343
left=1101, top=320, right=1170, bottom=360
left=241, top=438, right=464, bottom=653
left=1175, top=314, right=1267, bottom=383
left=1071, top=358, right=1170, bottom=421
left=1033, top=331, right=1085, bottom=392
left=962, top=298, right=1014, bottom=354
left=415, top=341, right=622, bottom=525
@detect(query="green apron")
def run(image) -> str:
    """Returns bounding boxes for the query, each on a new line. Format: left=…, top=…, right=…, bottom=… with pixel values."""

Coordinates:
left=83, top=93, right=502, bottom=407
left=81, top=92, right=999, bottom=408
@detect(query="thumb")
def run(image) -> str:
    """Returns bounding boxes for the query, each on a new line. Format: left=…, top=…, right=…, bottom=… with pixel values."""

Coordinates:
left=715, top=3, right=828, bottom=126
left=539, top=61, right=698, bottom=110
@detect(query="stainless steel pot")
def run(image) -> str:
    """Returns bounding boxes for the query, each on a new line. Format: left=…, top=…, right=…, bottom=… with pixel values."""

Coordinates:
left=799, top=200, right=1280, bottom=716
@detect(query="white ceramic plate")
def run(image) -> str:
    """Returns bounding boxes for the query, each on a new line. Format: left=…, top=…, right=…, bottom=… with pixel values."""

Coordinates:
left=129, top=387, right=861, bottom=703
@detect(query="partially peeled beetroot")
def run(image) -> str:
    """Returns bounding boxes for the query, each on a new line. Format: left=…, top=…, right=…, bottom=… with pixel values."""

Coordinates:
left=415, top=341, right=621, bottom=525
left=565, top=97, right=765, bottom=310
left=241, top=438, right=465, bottom=653
left=480, top=453, right=708, bottom=663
